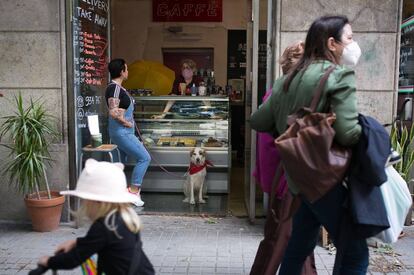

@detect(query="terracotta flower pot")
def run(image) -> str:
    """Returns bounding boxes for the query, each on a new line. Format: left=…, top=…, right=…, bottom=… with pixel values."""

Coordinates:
left=24, top=191, right=65, bottom=232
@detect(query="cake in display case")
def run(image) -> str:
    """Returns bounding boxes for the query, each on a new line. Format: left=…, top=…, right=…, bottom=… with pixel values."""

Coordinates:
left=133, top=96, right=231, bottom=193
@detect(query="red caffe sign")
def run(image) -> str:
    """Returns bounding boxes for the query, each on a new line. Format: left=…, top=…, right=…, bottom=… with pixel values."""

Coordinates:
left=153, top=0, right=222, bottom=22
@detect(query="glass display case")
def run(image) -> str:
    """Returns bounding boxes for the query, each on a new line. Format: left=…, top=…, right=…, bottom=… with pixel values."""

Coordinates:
left=133, top=96, right=231, bottom=193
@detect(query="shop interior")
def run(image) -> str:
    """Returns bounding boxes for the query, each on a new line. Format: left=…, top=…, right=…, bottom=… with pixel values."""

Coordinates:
left=398, top=0, right=414, bottom=125
left=108, top=0, right=269, bottom=216
left=73, top=0, right=412, bottom=218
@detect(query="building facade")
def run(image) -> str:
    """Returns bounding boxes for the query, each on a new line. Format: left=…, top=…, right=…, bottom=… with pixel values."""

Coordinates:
left=0, top=0, right=404, bottom=221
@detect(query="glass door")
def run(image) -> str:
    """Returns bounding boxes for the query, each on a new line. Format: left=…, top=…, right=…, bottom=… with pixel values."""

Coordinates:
left=244, top=0, right=276, bottom=222
left=244, top=0, right=260, bottom=223
left=70, top=0, right=111, bottom=178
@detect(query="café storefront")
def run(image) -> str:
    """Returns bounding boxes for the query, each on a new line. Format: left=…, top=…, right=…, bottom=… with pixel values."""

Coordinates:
left=65, top=0, right=406, bottom=222
left=67, top=0, right=269, bottom=219
left=0, top=0, right=404, bottom=222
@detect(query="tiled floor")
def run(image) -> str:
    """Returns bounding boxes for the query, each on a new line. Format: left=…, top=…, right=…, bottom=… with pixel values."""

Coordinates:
left=137, top=159, right=253, bottom=217
left=140, top=193, right=229, bottom=216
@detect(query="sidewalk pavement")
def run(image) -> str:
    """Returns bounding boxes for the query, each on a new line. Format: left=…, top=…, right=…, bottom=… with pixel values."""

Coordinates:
left=0, top=215, right=413, bottom=275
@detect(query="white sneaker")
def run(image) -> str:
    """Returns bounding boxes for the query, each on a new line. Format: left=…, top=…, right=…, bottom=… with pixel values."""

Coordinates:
left=128, top=187, right=145, bottom=207
left=133, top=194, right=145, bottom=207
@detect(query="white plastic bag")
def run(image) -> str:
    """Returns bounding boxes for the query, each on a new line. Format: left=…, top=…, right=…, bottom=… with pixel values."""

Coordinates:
left=374, top=166, right=412, bottom=243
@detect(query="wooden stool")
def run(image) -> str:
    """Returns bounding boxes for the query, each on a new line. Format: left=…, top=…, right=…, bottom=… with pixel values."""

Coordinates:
left=78, top=144, right=121, bottom=176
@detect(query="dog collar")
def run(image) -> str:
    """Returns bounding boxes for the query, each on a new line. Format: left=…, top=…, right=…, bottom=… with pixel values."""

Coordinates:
left=189, top=160, right=213, bottom=175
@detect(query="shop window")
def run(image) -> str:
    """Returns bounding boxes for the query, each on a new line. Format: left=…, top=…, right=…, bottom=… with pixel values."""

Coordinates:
left=398, top=1, right=414, bottom=122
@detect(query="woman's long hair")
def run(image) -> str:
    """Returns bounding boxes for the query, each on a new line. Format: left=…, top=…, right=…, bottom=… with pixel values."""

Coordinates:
left=76, top=200, right=141, bottom=237
left=279, top=41, right=305, bottom=75
left=283, top=15, right=349, bottom=92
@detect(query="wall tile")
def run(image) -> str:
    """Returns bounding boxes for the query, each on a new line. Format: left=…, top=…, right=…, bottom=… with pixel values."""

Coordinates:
left=0, top=33, right=61, bottom=88
left=0, top=0, right=59, bottom=31
left=280, top=32, right=397, bottom=91
left=356, top=90, right=395, bottom=124
left=353, top=33, right=397, bottom=91
left=281, top=0, right=399, bottom=32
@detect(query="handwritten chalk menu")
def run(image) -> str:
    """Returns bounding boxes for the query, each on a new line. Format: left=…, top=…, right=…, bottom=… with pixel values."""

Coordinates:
left=399, top=16, right=414, bottom=93
left=72, top=0, right=109, bottom=149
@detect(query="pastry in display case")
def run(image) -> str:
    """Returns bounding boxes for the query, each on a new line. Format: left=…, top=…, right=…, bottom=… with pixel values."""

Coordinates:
left=156, top=137, right=197, bottom=147
left=202, top=137, right=224, bottom=147
left=133, top=96, right=231, bottom=193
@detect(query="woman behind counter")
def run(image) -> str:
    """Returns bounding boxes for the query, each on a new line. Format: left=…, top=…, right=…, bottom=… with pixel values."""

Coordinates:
left=171, top=59, right=201, bottom=95
left=154, top=59, right=203, bottom=119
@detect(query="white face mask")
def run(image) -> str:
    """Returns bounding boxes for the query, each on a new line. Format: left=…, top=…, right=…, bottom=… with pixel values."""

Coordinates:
left=341, top=41, right=361, bottom=67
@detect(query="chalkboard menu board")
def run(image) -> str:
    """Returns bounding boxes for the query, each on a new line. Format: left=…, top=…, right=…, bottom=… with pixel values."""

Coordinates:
left=72, top=0, right=109, bottom=146
left=399, top=16, right=414, bottom=93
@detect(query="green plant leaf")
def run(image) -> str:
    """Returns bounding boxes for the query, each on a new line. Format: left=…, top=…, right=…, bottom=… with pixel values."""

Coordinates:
left=401, top=127, right=408, bottom=150
left=0, top=93, right=58, bottom=196
left=391, top=122, right=414, bottom=184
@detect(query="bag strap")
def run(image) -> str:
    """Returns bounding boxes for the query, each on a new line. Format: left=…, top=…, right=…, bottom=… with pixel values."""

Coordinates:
left=269, top=163, right=284, bottom=213
left=286, top=65, right=336, bottom=126
left=309, top=65, right=336, bottom=112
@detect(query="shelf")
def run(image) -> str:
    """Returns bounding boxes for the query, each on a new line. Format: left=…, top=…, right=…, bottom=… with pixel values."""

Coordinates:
left=230, top=101, right=245, bottom=106
left=136, top=118, right=227, bottom=123
left=132, top=95, right=231, bottom=193
left=133, top=96, right=229, bottom=102
left=144, top=146, right=228, bottom=151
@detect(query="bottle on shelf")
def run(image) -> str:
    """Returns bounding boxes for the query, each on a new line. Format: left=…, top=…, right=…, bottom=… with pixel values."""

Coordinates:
left=210, top=71, right=216, bottom=94
left=226, top=85, right=233, bottom=97
left=198, top=82, right=206, bottom=96
left=206, top=71, right=211, bottom=95
left=191, top=83, right=197, bottom=96
left=199, top=68, right=204, bottom=78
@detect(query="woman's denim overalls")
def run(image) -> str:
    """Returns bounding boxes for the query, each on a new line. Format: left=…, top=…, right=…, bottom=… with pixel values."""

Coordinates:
left=108, top=82, right=151, bottom=187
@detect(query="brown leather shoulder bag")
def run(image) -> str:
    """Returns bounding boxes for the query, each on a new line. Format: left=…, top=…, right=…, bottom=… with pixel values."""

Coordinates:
left=274, top=65, right=352, bottom=203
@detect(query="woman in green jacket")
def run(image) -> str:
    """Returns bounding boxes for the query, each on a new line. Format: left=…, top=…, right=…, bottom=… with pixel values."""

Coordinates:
left=250, top=15, right=368, bottom=275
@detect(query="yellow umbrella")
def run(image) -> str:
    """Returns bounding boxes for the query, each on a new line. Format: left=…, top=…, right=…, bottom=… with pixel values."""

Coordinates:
left=123, top=60, right=175, bottom=95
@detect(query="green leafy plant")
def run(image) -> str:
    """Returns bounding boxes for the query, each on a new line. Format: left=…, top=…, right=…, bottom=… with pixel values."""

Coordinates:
left=390, top=122, right=414, bottom=183
left=0, top=94, right=59, bottom=199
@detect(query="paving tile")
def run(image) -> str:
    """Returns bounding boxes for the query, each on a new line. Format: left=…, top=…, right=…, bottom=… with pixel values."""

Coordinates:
left=201, top=267, right=215, bottom=274
left=231, top=264, right=246, bottom=270
left=161, top=261, right=176, bottom=267
left=216, top=267, right=229, bottom=273
left=201, top=261, right=216, bottom=267
left=159, top=267, right=175, bottom=273
left=217, top=262, right=229, bottom=268
left=176, top=261, right=190, bottom=267
left=173, top=266, right=188, bottom=272
left=228, top=267, right=244, bottom=273
left=187, top=267, right=202, bottom=274
left=1, top=216, right=414, bottom=274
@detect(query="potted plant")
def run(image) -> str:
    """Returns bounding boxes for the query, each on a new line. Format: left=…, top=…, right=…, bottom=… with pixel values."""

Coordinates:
left=0, top=94, right=64, bottom=232
left=390, top=122, right=414, bottom=225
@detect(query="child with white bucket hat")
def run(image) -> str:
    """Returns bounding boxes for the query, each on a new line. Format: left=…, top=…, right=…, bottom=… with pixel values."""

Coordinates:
left=35, top=159, right=155, bottom=275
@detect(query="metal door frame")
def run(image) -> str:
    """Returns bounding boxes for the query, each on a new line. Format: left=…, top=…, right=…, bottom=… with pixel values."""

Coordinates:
left=245, top=0, right=279, bottom=223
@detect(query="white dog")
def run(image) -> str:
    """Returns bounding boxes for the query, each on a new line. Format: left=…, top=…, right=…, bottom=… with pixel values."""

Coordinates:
left=183, top=148, right=212, bottom=205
